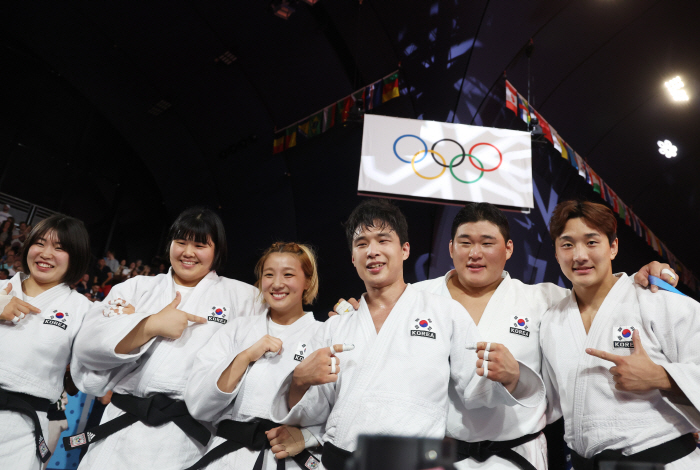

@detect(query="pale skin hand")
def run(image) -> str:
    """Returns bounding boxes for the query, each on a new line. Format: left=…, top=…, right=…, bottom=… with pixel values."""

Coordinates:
left=0, top=283, right=41, bottom=322
left=586, top=329, right=684, bottom=395
left=217, top=335, right=283, bottom=393
left=289, top=344, right=347, bottom=408
left=266, top=425, right=306, bottom=459
left=114, top=291, right=206, bottom=354
left=475, top=342, right=520, bottom=393
left=327, top=297, right=360, bottom=318
left=634, top=262, right=677, bottom=293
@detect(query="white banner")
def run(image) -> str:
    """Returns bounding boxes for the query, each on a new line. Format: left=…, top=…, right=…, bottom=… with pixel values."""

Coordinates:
left=358, top=115, right=533, bottom=209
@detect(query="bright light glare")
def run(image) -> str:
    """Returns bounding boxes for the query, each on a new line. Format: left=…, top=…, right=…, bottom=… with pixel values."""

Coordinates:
left=664, top=76, right=689, bottom=101
left=658, top=139, right=677, bottom=158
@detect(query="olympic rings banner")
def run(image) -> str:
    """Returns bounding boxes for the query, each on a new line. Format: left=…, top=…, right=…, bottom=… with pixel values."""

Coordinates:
left=358, top=115, right=534, bottom=209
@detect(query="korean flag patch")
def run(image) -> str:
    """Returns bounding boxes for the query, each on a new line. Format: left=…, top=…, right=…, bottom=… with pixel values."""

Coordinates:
left=613, top=325, right=635, bottom=349
left=294, top=342, right=308, bottom=362
left=208, top=306, right=228, bottom=324
left=509, top=315, right=530, bottom=337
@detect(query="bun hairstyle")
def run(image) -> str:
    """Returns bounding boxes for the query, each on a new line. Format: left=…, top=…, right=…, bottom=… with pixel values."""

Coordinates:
left=254, top=242, right=319, bottom=305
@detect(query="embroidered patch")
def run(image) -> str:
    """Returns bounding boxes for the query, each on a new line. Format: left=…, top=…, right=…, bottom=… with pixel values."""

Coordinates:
left=69, top=433, right=87, bottom=447
left=207, top=306, right=228, bottom=324
left=305, top=455, right=320, bottom=469
left=38, top=436, right=49, bottom=457
left=410, top=318, right=436, bottom=339
left=509, top=315, right=531, bottom=337
left=294, top=342, right=308, bottom=362
left=613, top=326, right=636, bottom=349
left=44, top=310, right=69, bottom=329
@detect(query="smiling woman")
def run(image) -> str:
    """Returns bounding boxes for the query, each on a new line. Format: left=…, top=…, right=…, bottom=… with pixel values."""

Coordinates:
left=0, top=214, right=92, bottom=470
left=70, top=207, right=265, bottom=470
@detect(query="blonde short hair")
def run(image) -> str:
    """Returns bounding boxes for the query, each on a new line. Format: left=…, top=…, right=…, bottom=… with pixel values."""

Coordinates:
left=254, top=242, right=319, bottom=305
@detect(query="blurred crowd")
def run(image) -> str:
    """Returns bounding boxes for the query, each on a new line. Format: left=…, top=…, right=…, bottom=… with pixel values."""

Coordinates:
left=0, top=203, right=169, bottom=302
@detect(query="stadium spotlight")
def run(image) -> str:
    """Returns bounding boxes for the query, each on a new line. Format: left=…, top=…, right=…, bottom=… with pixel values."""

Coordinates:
left=664, top=76, right=689, bottom=101
left=658, top=139, right=677, bottom=158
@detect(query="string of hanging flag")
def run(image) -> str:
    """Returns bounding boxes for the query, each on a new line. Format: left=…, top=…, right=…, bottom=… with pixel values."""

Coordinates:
left=505, top=80, right=699, bottom=293
left=272, top=71, right=400, bottom=154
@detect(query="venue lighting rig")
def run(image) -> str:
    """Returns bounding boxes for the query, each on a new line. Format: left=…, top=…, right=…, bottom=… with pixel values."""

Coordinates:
left=271, top=0, right=319, bottom=20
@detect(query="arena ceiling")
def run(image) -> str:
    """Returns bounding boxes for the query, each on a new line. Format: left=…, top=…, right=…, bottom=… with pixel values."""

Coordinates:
left=2, top=0, right=699, bottom=287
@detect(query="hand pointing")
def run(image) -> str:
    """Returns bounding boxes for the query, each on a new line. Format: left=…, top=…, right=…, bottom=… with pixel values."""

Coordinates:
left=144, top=292, right=207, bottom=339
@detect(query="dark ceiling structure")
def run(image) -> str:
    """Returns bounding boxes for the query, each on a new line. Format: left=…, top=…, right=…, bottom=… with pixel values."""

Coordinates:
left=2, top=0, right=699, bottom=301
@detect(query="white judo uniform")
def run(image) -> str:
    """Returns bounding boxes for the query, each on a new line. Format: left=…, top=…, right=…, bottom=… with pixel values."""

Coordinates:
left=186, top=311, right=323, bottom=470
left=414, top=270, right=567, bottom=470
left=71, top=269, right=265, bottom=470
left=0, top=273, right=91, bottom=470
left=271, top=284, right=546, bottom=462
left=540, top=273, right=700, bottom=469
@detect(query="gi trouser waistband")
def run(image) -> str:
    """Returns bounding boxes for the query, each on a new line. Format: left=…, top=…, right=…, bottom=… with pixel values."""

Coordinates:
left=185, top=418, right=321, bottom=470
left=569, top=433, right=697, bottom=470
left=62, top=392, right=211, bottom=451
left=0, top=387, right=52, bottom=463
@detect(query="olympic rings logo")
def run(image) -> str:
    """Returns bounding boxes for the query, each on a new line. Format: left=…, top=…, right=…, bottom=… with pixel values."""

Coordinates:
left=393, top=135, right=502, bottom=184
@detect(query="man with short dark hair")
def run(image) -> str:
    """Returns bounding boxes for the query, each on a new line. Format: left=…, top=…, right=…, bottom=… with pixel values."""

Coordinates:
left=271, top=199, right=546, bottom=470
left=0, top=269, right=8, bottom=280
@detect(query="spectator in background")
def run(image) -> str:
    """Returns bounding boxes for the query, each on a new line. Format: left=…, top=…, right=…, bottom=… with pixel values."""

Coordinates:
left=1, top=253, right=14, bottom=272
left=83, top=292, right=93, bottom=301
left=135, top=259, right=142, bottom=270
left=11, top=222, right=29, bottom=248
left=122, top=261, right=135, bottom=277
left=157, top=263, right=167, bottom=274
left=10, top=260, right=22, bottom=276
left=0, top=204, right=11, bottom=224
left=0, top=269, right=8, bottom=280
left=0, top=218, right=14, bottom=246
left=115, top=259, right=127, bottom=277
left=93, top=258, right=113, bottom=287
left=90, top=284, right=105, bottom=302
left=104, top=250, right=119, bottom=273
left=141, top=265, right=152, bottom=276
left=74, top=274, right=92, bottom=294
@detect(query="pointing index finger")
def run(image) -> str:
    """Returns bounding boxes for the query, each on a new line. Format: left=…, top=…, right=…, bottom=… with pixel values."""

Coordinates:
left=585, top=347, right=621, bottom=364
left=187, top=313, right=207, bottom=324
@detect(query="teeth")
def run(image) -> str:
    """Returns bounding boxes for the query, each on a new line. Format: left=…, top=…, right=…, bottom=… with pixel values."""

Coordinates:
left=271, top=293, right=287, bottom=299
left=181, top=261, right=196, bottom=266
left=38, top=263, right=53, bottom=268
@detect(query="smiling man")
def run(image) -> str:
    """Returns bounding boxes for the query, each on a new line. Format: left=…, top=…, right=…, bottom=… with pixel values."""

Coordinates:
left=406, top=202, right=680, bottom=470
left=540, top=200, right=700, bottom=469
left=271, top=199, right=546, bottom=470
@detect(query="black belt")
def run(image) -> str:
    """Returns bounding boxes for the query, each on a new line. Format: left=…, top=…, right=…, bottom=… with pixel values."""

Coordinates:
left=63, top=392, right=211, bottom=451
left=0, top=387, right=52, bottom=463
left=185, top=418, right=321, bottom=470
left=322, top=442, right=354, bottom=470
left=455, top=431, right=542, bottom=470
left=569, top=433, right=697, bottom=470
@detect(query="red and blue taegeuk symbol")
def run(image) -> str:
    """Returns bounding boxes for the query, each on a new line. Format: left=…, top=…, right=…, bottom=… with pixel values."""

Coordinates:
left=621, top=329, right=631, bottom=338
left=55, top=312, right=65, bottom=319
left=419, top=320, right=429, bottom=328
left=517, top=318, right=525, bottom=327
left=214, top=308, right=224, bottom=316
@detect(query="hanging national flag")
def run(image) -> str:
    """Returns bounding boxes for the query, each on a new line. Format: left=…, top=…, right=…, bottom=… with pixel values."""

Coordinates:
left=308, top=112, right=322, bottom=138
left=382, top=73, right=399, bottom=103
left=338, top=96, right=353, bottom=123
left=556, top=134, right=569, bottom=161
left=365, top=84, right=375, bottom=111
left=551, top=127, right=563, bottom=153
left=564, top=142, right=578, bottom=170
left=588, top=169, right=602, bottom=194
left=285, top=127, right=297, bottom=149
left=372, top=81, right=383, bottom=109
left=505, top=80, right=518, bottom=114
left=322, top=103, right=336, bottom=132
left=298, top=120, right=310, bottom=140
left=623, top=204, right=631, bottom=226
left=273, top=133, right=285, bottom=154
left=574, top=153, right=587, bottom=179
left=517, top=94, right=530, bottom=124
left=532, top=109, right=553, bottom=144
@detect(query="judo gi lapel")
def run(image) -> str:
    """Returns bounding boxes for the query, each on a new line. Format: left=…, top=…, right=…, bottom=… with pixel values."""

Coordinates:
left=335, top=285, right=417, bottom=444
left=570, top=274, right=627, bottom=450
left=475, top=271, right=512, bottom=332
left=27, top=282, right=71, bottom=312
left=165, top=268, right=219, bottom=317
left=269, top=311, right=316, bottom=343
